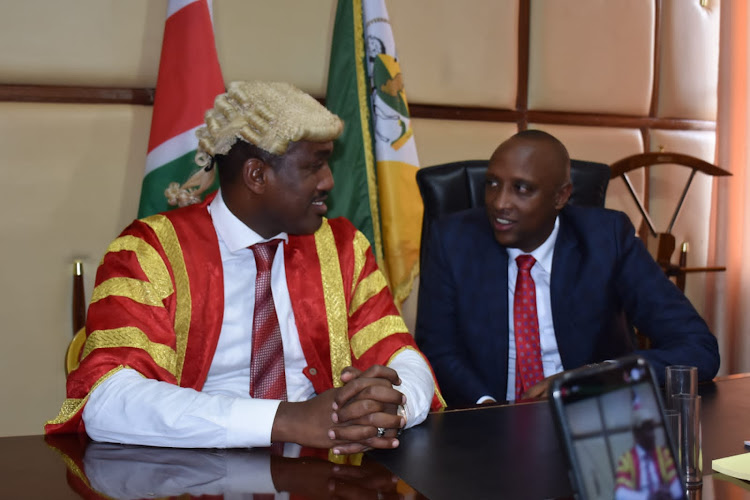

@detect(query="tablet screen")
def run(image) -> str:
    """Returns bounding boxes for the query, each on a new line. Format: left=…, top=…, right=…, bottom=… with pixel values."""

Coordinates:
left=552, top=358, right=686, bottom=500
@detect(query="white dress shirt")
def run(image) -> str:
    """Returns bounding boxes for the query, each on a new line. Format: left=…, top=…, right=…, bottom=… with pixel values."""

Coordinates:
left=83, top=191, right=434, bottom=448
left=476, top=217, right=564, bottom=403
left=84, top=442, right=295, bottom=499
left=504, top=217, right=564, bottom=401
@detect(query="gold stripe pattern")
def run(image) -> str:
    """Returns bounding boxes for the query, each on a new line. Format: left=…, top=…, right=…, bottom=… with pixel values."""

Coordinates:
left=82, top=327, right=177, bottom=375
left=142, top=215, right=192, bottom=384
left=91, top=277, right=168, bottom=308
left=94, top=235, right=173, bottom=302
left=328, top=450, right=364, bottom=465
left=54, top=449, right=92, bottom=491
left=353, top=0, right=384, bottom=267
left=350, top=315, right=406, bottom=359
left=46, top=398, right=85, bottom=426
left=350, top=231, right=370, bottom=295
left=45, top=367, right=124, bottom=426
left=315, top=220, right=351, bottom=387
left=349, top=270, right=387, bottom=315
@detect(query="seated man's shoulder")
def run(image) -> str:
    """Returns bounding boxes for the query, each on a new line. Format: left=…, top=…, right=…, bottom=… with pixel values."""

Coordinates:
left=313, top=217, right=366, bottom=250
left=117, top=217, right=163, bottom=243
left=562, top=205, right=633, bottom=233
left=438, top=207, right=489, bottom=233
left=563, top=204, right=625, bottom=222
left=320, top=217, right=364, bottom=248
left=325, top=216, right=357, bottom=234
left=133, top=200, right=212, bottom=236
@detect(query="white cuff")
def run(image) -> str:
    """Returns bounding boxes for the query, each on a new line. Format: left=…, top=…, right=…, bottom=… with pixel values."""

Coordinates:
left=226, top=398, right=281, bottom=447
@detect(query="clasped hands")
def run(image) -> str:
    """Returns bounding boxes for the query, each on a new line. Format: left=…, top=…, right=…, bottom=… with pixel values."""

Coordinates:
left=272, top=365, right=406, bottom=455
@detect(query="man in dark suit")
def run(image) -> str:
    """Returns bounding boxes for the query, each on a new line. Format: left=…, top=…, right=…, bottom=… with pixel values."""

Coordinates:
left=415, top=130, right=720, bottom=407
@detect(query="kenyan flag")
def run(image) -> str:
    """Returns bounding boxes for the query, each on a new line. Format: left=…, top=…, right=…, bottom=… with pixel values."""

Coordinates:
left=138, top=0, right=224, bottom=218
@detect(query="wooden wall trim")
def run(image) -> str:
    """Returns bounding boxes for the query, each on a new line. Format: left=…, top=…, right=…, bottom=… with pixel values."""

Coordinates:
left=648, top=0, right=663, bottom=121
left=0, top=84, right=716, bottom=132
left=523, top=110, right=714, bottom=131
left=408, top=105, right=714, bottom=131
left=0, top=84, right=154, bottom=105
left=516, top=0, right=531, bottom=130
left=410, top=104, right=522, bottom=123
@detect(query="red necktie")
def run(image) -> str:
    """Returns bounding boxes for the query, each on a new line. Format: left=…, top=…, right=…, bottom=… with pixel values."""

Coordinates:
left=514, top=254, right=544, bottom=400
left=249, top=240, right=287, bottom=401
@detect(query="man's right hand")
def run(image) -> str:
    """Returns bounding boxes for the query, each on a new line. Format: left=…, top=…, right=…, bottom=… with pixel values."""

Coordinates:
left=271, top=389, right=341, bottom=450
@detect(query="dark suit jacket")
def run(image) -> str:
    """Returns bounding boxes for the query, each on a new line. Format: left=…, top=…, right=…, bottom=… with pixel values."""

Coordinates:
left=415, top=205, right=720, bottom=407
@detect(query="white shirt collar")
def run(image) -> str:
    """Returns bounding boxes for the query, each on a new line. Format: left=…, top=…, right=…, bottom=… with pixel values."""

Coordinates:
left=506, top=216, right=560, bottom=274
left=208, top=190, right=289, bottom=253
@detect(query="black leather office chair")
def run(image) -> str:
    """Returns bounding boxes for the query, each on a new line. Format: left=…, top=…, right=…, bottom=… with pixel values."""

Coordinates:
left=416, top=159, right=610, bottom=271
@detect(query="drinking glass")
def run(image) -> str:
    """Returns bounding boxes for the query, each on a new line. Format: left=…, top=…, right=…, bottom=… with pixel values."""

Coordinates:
left=665, top=365, right=697, bottom=410
left=673, top=394, right=702, bottom=486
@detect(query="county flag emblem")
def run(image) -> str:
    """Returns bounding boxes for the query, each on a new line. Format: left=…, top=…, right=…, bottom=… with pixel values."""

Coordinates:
left=369, top=43, right=413, bottom=150
left=326, top=0, right=423, bottom=306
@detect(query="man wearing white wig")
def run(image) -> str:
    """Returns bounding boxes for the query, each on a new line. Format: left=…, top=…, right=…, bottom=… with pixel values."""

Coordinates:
left=46, top=81, right=445, bottom=455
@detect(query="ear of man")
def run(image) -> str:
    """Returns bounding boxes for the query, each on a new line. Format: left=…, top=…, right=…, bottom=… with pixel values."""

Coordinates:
left=243, top=157, right=272, bottom=195
left=554, top=181, right=573, bottom=210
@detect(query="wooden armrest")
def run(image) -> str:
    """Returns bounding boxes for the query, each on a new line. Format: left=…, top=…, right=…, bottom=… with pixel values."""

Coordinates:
left=662, top=265, right=726, bottom=277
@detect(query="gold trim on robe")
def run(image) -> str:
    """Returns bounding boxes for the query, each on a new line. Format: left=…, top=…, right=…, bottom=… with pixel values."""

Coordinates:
left=314, top=219, right=352, bottom=387
left=143, top=215, right=192, bottom=384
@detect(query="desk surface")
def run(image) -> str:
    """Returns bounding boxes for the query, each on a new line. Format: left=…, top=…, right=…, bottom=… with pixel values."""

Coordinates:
left=1, top=375, right=748, bottom=499
left=372, top=374, right=750, bottom=499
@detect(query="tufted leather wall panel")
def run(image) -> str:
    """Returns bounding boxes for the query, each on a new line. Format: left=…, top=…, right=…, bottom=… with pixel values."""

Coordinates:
left=412, top=119, right=518, bottom=167
left=658, top=0, right=720, bottom=120
left=527, top=0, right=655, bottom=115
left=0, top=0, right=164, bottom=87
left=388, top=0, right=519, bottom=108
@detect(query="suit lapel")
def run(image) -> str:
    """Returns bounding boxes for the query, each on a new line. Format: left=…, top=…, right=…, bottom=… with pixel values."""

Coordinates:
left=550, top=209, right=581, bottom=370
left=478, top=227, right=510, bottom=395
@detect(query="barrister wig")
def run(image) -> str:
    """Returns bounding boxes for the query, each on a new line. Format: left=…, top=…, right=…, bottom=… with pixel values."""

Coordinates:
left=164, top=81, right=344, bottom=208
left=196, top=80, right=343, bottom=164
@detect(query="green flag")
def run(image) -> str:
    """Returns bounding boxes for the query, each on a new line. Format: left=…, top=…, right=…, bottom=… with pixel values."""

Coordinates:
left=326, top=0, right=423, bottom=305
left=326, top=0, right=382, bottom=261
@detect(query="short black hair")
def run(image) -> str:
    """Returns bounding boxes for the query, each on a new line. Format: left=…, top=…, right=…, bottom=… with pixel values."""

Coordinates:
left=514, top=129, right=570, bottom=165
left=214, top=140, right=280, bottom=189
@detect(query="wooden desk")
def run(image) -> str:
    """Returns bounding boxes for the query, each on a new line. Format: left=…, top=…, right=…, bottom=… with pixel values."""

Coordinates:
left=1, top=375, right=748, bottom=499
left=370, top=374, right=750, bottom=499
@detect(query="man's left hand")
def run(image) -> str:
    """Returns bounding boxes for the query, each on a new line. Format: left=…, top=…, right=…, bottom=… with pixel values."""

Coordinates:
left=328, top=365, right=406, bottom=454
left=520, top=372, right=564, bottom=400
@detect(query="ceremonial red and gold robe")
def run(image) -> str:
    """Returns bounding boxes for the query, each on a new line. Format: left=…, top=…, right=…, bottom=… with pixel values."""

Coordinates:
left=46, top=198, right=444, bottom=434
left=615, top=445, right=678, bottom=493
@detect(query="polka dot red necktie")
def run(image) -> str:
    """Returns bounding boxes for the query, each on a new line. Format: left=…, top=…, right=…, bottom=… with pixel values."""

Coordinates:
left=514, top=254, right=544, bottom=400
left=249, top=240, right=287, bottom=401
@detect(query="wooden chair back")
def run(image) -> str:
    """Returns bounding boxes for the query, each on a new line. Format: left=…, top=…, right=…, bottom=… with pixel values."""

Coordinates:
left=609, top=152, right=730, bottom=291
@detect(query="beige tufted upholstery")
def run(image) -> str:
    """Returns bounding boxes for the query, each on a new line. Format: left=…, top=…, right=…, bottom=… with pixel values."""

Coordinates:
left=528, top=1, right=655, bottom=115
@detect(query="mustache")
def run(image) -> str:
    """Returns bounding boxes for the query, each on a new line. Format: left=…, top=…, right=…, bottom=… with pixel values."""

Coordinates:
left=491, top=210, right=515, bottom=219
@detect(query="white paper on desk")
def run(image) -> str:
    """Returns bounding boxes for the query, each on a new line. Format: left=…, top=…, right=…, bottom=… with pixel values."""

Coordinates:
left=711, top=452, right=750, bottom=481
